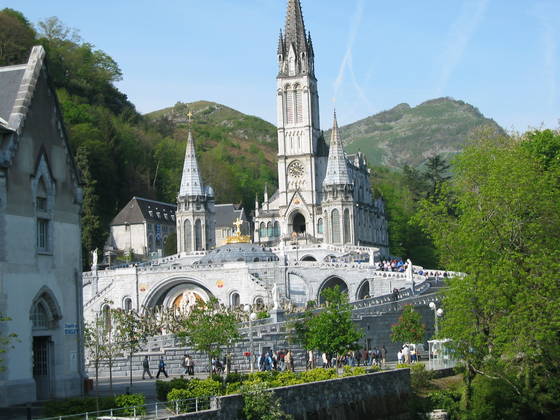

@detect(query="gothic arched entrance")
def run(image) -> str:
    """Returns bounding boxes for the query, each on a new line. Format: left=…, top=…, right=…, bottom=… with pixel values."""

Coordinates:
left=292, top=212, right=306, bottom=234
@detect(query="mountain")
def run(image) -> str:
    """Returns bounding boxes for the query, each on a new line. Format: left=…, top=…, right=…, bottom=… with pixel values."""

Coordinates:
left=329, top=97, right=505, bottom=169
left=145, top=101, right=278, bottom=207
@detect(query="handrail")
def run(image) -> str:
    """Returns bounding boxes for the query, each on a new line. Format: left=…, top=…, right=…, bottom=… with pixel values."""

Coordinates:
left=35, top=396, right=214, bottom=420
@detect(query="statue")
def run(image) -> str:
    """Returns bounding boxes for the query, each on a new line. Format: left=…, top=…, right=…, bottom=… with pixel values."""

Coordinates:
left=91, top=248, right=98, bottom=270
left=406, top=258, right=413, bottom=281
left=179, top=290, right=199, bottom=314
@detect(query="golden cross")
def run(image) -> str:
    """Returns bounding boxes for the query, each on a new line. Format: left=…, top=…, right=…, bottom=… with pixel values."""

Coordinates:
left=187, top=111, right=193, bottom=124
left=233, top=217, right=243, bottom=235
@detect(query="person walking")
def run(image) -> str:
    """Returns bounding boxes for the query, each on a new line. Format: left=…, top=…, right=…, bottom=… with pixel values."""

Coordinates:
left=381, top=345, right=387, bottom=366
left=142, top=356, right=153, bottom=380
left=156, top=356, right=168, bottom=378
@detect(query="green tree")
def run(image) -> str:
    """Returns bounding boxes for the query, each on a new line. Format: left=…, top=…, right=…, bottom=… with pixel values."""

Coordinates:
left=75, top=147, right=106, bottom=266
left=176, top=298, right=240, bottom=377
left=111, top=308, right=148, bottom=388
left=414, top=129, right=560, bottom=416
left=391, top=305, right=425, bottom=344
left=0, top=8, right=36, bottom=65
left=304, top=286, right=363, bottom=357
left=423, top=154, right=450, bottom=200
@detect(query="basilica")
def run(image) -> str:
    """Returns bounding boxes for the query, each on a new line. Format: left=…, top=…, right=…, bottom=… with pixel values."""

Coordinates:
left=82, top=0, right=404, bottom=325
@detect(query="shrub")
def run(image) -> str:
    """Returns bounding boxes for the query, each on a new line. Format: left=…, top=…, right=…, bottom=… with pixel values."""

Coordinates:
left=410, top=363, right=433, bottom=390
left=167, top=389, right=193, bottom=413
left=299, top=368, right=337, bottom=383
left=257, top=311, right=270, bottom=319
left=226, top=380, right=243, bottom=395
left=156, top=377, right=190, bottom=401
left=43, top=396, right=115, bottom=417
left=225, top=371, right=248, bottom=384
left=270, top=370, right=304, bottom=387
left=241, top=382, right=292, bottom=420
left=396, top=363, right=413, bottom=369
left=342, top=366, right=367, bottom=377
left=115, top=394, right=146, bottom=416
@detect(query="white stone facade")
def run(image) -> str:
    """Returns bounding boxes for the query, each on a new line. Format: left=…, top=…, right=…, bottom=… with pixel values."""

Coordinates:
left=253, top=0, right=389, bottom=251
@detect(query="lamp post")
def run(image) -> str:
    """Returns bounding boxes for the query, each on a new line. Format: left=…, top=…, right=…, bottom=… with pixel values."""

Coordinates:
left=244, top=304, right=257, bottom=372
left=429, top=301, right=444, bottom=335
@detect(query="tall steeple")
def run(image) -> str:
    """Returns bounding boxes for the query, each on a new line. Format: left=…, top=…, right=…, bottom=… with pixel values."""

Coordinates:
left=179, top=131, right=203, bottom=196
left=278, top=0, right=314, bottom=77
left=323, top=110, right=351, bottom=186
left=284, top=0, right=307, bottom=54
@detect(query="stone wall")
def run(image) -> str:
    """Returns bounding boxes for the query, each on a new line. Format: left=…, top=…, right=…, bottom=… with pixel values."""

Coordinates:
left=173, top=369, right=411, bottom=420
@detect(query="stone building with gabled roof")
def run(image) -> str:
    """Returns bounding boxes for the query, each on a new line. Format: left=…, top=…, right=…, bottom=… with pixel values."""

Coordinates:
left=108, top=196, right=177, bottom=258
left=0, top=46, right=84, bottom=405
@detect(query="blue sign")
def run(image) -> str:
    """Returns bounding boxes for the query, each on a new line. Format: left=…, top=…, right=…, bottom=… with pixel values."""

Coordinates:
left=65, top=323, right=79, bottom=335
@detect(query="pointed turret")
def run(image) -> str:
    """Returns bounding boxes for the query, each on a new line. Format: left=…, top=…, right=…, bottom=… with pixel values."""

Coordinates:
left=277, top=29, right=284, bottom=56
left=323, top=110, right=352, bottom=186
left=179, top=131, right=204, bottom=196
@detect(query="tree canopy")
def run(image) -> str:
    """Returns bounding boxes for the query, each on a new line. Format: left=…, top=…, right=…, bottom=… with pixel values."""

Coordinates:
left=296, top=286, right=363, bottom=356
left=414, top=128, right=560, bottom=417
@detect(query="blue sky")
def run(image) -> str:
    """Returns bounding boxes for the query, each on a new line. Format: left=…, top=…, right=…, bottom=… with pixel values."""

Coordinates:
left=4, top=0, right=559, bottom=131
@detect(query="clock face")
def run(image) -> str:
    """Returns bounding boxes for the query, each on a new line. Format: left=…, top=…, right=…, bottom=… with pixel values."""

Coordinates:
left=288, top=160, right=304, bottom=178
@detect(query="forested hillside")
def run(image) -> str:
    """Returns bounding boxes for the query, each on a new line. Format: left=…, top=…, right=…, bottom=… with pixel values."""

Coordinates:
left=0, top=9, right=277, bottom=264
left=329, top=98, right=504, bottom=168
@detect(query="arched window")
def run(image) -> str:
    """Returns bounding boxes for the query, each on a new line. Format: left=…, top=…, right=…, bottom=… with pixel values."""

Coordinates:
left=331, top=209, right=340, bottom=243
left=230, top=292, right=240, bottom=308
left=266, top=222, right=272, bottom=237
left=294, top=85, right=303, bottom=124
left=259, top=222, right=266, bottom=238
left=184, top=219, right=192, bottom=252
left=30, top=289, right=61, bottom=330
left=273, top=221, right=280, bottom=237
left=285, top=87, right=294, bottom=124
left=31, top=301, right=49, bottom=329
left=317, top=218, right=323, bottom=234
left=344, top=209, right=351, bottom=244
left=32, top=151, right=56, bottom=254
left=148, top=234, right=154, bottom=252
left=123, top=297, right=133, bottom=311
left=194, top=219, right=202, bottom=251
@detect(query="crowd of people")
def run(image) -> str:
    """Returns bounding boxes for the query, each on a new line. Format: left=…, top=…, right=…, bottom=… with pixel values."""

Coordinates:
left=396, top=344, right=420, bottom=364
left=255, top=346, right=390, bottom=372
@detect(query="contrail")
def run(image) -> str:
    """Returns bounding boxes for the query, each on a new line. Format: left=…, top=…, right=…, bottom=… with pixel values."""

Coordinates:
left=436, top=0, right=489, bottom=96
left=333, top=0, right=365, bottom=103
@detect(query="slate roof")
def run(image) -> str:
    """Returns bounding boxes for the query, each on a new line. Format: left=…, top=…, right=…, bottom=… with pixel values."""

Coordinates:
left=323, top=110, right=352, bottom=186
left=215, top=204, right=245, bottom=229
left=111, top=197, right=177, bottom=226
left=0, top=65, right=25, bottom=122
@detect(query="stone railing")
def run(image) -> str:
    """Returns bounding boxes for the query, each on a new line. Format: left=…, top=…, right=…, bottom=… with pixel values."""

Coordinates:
left=84, top=281, right=114, bottom=309
left=352, top=292, right=440, bottom=319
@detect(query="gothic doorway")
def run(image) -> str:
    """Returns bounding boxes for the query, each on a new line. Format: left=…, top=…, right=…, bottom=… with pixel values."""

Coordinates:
left=33, top=336, right=54, bottom=400
left=292, top=212, right=306, bottom=233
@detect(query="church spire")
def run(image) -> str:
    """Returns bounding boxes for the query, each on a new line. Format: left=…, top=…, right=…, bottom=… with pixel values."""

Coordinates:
left=284, top=0, right=307, bottom=54
left=323, top=110, right=351, bottom=186
left=179, top=130, right=204, bottom=196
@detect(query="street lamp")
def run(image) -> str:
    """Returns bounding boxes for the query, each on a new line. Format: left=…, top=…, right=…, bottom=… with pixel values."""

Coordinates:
left=244, top=304, right=258, bottom=372
left=429, top=302, right=444, bottom=335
